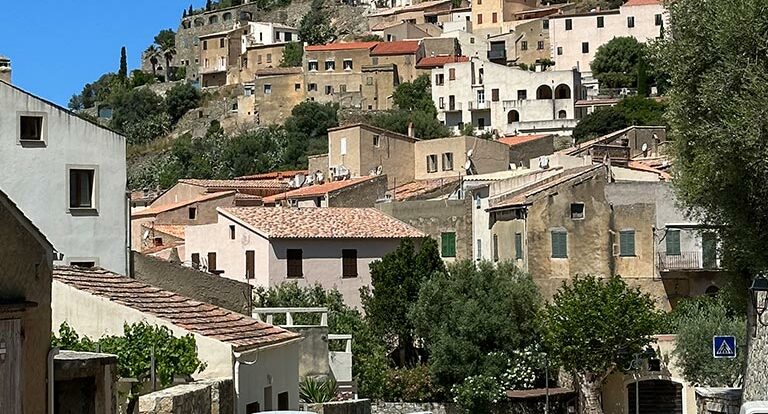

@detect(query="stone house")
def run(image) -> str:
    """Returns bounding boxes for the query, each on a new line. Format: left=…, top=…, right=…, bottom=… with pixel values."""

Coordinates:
left=0, top=79, right=127, bottom=273
left=227, top=22, right=299, bottom=85
left=471, top=0, right=537, bottom=37
left=247, top=67, right=306, bottom=125
left=367, top=0, right=457, bottom=29
left=498, top=133, right=556, bottom=168
left=431, top=58, right=582, bottom=135
left=184, top=207, right=425, bottom=308
left=199, top=30, right=232, bottom=87
left=262, top=175, right=387, bottom=208
left=373, top=21, right=433, bottom=42
left=559, top=125, right=667, bottom=162
left=0, top=189, right=55, bottom=414
left=370, top=41, right=424, bottom=83
left=53, top=266, right=302, bottom=413
left=487, top=17, right=551, bottom=66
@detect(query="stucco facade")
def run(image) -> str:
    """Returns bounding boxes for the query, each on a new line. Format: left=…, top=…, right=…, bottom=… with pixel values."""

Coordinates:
left=432, top=59, right=581, bottom=135
left=413, top=135, right=510, bottom=180
left=471, top=0, right=536, bottom=37
left=249, top=69, right=306, bottom=125
left=0, top=81, right=127, bottom=274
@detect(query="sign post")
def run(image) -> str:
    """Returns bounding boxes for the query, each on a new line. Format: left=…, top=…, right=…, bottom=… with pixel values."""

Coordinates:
left=712, top=335, right=737, bottom=359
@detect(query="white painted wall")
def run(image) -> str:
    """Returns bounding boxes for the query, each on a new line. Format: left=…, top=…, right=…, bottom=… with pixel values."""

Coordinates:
left=0, top=82, right=127, bottom=274
left=236, top=342, right=300, bottom=412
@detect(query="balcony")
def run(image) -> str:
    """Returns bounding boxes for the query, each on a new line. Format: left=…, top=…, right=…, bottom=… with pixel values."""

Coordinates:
left=468, top=101, right=489, bottom=111
left=442, top=102, right=462, bottom=112
left=657, top=251, right=721, bottom=272
left=488, top=49, right=507, bottom=61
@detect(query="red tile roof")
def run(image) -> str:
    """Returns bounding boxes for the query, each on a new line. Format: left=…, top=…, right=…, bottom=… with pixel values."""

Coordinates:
left=305, top=42, right=379, bottom=52
left=220, top=207, right=426, bottom=239
left=498, top=134, right=553, bottom=146
left=147, top=224, right=186, bottom=239
left=236, top=170, right=308, bottom=181
left=179, top=179, right=289, bottom=191
left=132, top=191, right=236, bottom=219
left=371, top=41, right=420, bottom=56
left=416, top=55, right=469, bottom=69
left=53, top=266, right=300, bottom=352
left=623, top=0, right=661, bottom=6
left=627, top=160, right=671, bottom=181
left=262, top=177, right=379, bottom=204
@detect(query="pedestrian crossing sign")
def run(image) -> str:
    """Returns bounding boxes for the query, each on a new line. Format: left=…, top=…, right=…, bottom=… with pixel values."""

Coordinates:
left=713, top=335, right=737, bottom=359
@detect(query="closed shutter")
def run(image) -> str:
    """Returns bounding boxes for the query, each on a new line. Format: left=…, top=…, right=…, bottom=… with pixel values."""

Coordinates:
left=551, top=231, right=567, bottom=258
left=666, top=230, right=681, bottom=255
left=207, top=252, right=217, bottom=271
left=702, top=233, right=717, bottom=269
left=493, top=234, right=499, bottom=262
left=245, top=250, right=255, bottom=279
left=515, top=233, right=523, bottom=260
left=441, top=232, right=456, bottom=257
left=342, top=249, right=358, bottom=278
left=287, top=249, right=303, bottom=278
left=620, top=230, right=636, bottom=256
left=491, top=89, right=499, bottom=102
left=191, top=253, right=200, bottom=267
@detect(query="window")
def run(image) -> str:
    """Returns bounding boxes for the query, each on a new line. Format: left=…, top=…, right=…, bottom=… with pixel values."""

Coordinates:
left=19, top=115, right=44, bottom=141
left=597, top=16, right=604, bottom=28
left=477, top=13, right=483, bottom=24
left=308, top=83, right=317, bottom=92
left=69, top=169, right=95, bottom=209
left=438, top=96, right=445, bottom=109
left=285, top=32, right=293, bottom=41
left=229, top=225, right=236, bottom=240
left=620, top=230, right=636, bottom=256
left=219, top=38, right=225, bottom=48
left=477, top=0, right=481, bottom=4
left=189, top=207, right=197, bottom=219
left=477, top=89, right=485, bottom=104
left=476, top=239, right=482, bottom=260
left=204, top=58, right=209, bottom=68
left=342, top=249, right=358, bottom=278
left=493, top=234, right=499, bottom=262
left=343, top=59, right=353, bottom=70
left=521, top=41, right=528, bottom=51
left=373, top=134, right=380, bottom=147
left=507, top=110, right=520, bottom=123
left=308, top=60, right=318, bottom=71
left=325, top=85, right=333, bottom=95
left=245, top=402, right=260, bottom=414
left=582, top=42, right=589, bottom=53
left=441, top=232, right=456, bottom=257
left=427, top=154, right=438, bottom=173
left=491, top=88, right=499, bottom=102
left=435, top=73, right=445, bottom=85
left=557, top=46, right=563, bottom=56
left=517, top=89, right=527, bottom=100
left=366, top=76, right=373, bottom=85
left=191, top=253, right=200, bottom=268
left=449, top=68, right=456, bottom=80
left=207, top=252, right=217, bottom=271
left=565, top=19, right=572, bottom=30
left=551, top=231, right=567, bottom=258
left=295, top=83, right=301, bottom=91
left=203, top=40, right=208, bottom=50
left=627, top=16, right=635, bottom=28
left=655, top=13, right=663, bottom=26
left=537, top=41, right=544, bottom=50
left=470, top=37, right=475, bottom=44
left=277, top=392, right=289, bottom=410
left=570, top=203, right=584, bottom=219
left=339, top=84, right=347, bottom=93
left=325, top=60, right=336, bottom=71
left=257, top=54, right=263, bottom=64
left=666, top=230, right=681, bottom=256
left=492, top=12, right=498, bottom=23
left=263, top=386, right=273, bottom=411
left=245, top=250, right=255, bottom=279
left=515, top=233, right=523, bottom=260
left=558, top=110, right=567, bottom=119
left=71, top=261, right=96, bottom=268
left=264, top=84, right=272, bottom=94
left=220, top=56, right=226, bottom=67
left=287, top=249, right=303, bottom=278
left=543, top=19, right=549, bottom=30
left=442, top=152, right=454, bottom=171
left=266, top=53, right=272, bottom=63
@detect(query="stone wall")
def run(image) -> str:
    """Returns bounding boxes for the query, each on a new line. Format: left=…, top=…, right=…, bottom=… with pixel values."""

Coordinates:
left=303, top=399, right=372, bottom=414
left=328, top=175, right=388, bottom=207
left=131, top=252, right=252, bottom=315
left=744, top=292, right=768, bottom=401
left=371, top=402, right=460, bottom=414
left=138, top=379, right=233, bottom=414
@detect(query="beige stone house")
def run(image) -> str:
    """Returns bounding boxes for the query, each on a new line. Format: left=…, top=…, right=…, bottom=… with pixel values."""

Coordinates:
left=0, top=189, right=54, bottom=414
left=53, top=266, right=302, bottom=413
left=247, top=67, right=306, bottom=125
left=185, top=207, right=425, bottom=308
left=199, top=30, right=232, bottom=87
left=471, top=0, right=537, bottom=37
left=367, top=0, right=457, bottom=29
left=487, top=18, right=551, bottom=67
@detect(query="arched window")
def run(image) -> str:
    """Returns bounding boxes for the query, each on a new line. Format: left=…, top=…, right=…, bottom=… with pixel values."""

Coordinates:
left=223, top=12, right=232, bottom=21
left=182, top=20, right=192, bottom=29
left=558, top=110, right=567, bottom=119
left=507, top=110, right=520, bottom=123
left=194, top=18, right=205, bottom=27
left=705, top=285, right=720, bottom=297
left=555, top=84, right=571, bottom=99
left=536, top=85, right=553, bottom=99
left=209, top=15, right=219, bottom=24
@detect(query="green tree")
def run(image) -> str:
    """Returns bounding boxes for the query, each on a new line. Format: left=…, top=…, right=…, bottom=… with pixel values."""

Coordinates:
left=222, top=126, right=289, bottom=177
left=130, top=70, right=156, bottom=88
left=164, top=81, right=201, bottom=124
left=206, top=0, right=213, bottom=11
left=367, top=110, right=451, bottom=139
left=361, top=238, right=444, bottom=367
left=109, top=87, right=164, bottom=134
left=393, top=74, right=436, bottom=116
left=572, top=96, right=666, bottom=143
left=543, top=275, right=663, bottom=414
left=298, top=0, right=335, bottom=45
left=119, top=46, right=128, bottom=80
left=411, top=261, right=542, bottom=390
left=653, top=0, right=768, bottom=274
left=154, top=29, right=176, bottom=50
left=159, top=128, right=229, bottom=187
left=283, top=101, right=339, bottom=166
left=279, top=42, right=304, bottom=67
left=591, top=37, right=646, bottom=89
left=145, top=45, right=161, bottom=77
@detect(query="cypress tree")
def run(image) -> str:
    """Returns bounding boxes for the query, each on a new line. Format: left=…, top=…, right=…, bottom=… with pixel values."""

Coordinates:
left=118, top=47, right=128, bottom=79
left=206, top=0, right=212, bottom=11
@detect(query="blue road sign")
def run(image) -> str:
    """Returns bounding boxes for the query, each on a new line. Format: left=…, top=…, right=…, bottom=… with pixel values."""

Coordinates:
left=713, top=335, right=737, bottom=359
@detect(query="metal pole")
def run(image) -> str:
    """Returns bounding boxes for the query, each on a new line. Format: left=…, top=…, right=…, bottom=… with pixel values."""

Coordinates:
left=151, top=345, right=157, bottom=391
left=634, top=354, right=640, bottom=414
left=545, top=354, right=550, bottom=414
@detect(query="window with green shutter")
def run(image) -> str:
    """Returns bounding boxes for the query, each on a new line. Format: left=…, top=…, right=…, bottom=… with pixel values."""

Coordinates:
left=666, top=230, right=681, bottom=256
left=620, top=230, right=635, bottom=257
left=441, top=232, right=456, bottom=258
left=551, top=230, right=567, bottom=258
left=515, top=232, right=523, bottom=260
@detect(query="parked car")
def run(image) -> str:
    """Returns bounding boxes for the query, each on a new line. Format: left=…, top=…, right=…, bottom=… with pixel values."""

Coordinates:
left=741, top=402, right=768, bottom=414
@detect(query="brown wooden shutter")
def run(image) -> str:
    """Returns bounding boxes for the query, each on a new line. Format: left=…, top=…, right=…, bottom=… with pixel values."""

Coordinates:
left=492, top=89, right=499, bottom=102
left=342, top=249, right=358, bottom=278
left=245, top=250, right=255, bottom=279
left=207, top=252, right=217, bottom=271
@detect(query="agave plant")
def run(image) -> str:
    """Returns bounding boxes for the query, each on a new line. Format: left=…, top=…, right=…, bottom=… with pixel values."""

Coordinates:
left=299, top=377, right=339, bottom=403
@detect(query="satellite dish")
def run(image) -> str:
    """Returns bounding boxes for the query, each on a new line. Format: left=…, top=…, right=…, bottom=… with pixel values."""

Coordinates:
left=375, top=165, right=383, bottom=175
left=641, top=142, right=649, bottom=153
left=538, top=156, right=550, bottom=169
left=306, top=174, right=315, bottom=185
left=316, top=171, right=324, bottom=183
left=466, top=148, right=474, bottom=158
left=293, top=173, right=306, bottom=188
left=336, top=165, right=350, bottom=180
left=142, top=230, right=150, bottom=240
left=510, top=163, right=517, bottom=170
left=464, top=160, right=472, bottom=171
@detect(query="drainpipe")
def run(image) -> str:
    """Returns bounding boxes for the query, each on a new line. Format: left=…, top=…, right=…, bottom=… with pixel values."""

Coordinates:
left=125, top=189, right=132, bottom=277
left=48, top=347, right=59, bottom=414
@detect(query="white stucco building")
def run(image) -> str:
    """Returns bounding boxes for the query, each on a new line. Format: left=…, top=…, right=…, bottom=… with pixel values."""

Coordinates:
left=0, top=80, right=128, bottom=274
left=431, top=59, right=582, bottom=136
left=185, top=207, right=426, bottom=308
left=240, top=22, right=299, bottom=51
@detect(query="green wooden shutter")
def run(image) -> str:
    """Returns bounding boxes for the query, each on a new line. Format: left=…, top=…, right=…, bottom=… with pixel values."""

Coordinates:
left=493, top=234, right=499, bottom=262
left=441, top=232, right=456, bottom=258
left=515, top=233, right=523, bottom=260
left=666, top=230, right=681, bottom=255
left=620, top=230, right=635, bottom=256
left=551, top=231, right=567, bottom=258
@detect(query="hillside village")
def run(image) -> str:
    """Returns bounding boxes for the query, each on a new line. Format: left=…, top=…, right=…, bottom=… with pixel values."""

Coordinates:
left=2, top=0, right=768, bottom=413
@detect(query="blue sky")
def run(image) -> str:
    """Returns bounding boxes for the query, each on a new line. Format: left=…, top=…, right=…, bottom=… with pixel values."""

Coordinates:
left=0, top=1, right=199, bottom=107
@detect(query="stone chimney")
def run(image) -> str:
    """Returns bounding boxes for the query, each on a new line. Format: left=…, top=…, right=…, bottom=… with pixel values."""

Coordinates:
left=407, top=122, right=414, bottom=138
left=0, top=56, right=10, bottom=84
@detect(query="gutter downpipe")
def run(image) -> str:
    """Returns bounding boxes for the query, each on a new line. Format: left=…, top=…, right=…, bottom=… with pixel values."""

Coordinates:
left=48, top=347, right=59, bottom=414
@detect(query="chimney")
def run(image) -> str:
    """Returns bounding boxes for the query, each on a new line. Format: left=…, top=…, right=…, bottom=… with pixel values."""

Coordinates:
left=407, top=122, right=415, bottom=138
left=0, top=56, right=11, bottom=84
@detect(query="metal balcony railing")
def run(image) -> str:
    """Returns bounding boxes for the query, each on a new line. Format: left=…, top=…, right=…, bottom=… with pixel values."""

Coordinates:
left=657, top=251, right=720, bottom=271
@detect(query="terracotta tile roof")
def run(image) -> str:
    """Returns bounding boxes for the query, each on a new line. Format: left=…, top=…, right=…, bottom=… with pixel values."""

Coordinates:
left=262, top=177, right=379, bottom=204
left=623, top=0, right=661, bottom=6
left=488, top=165, right=603, bottom=210
left=236, top=170, right=308, bottom=181
left=305, top=42, right=379, bottom=52
left=53, top=266, right=300, bottom=352
left=370, top=21, right=402, bottom=31
left=220, top=207, right=426, bottom=239
left=627, top=160, right=671, bottom=181
left=141, top=241, right=185, bottom=255
left=132, top=191, right=236, bottom=219
left=178, top=179, right=289, bottom=191
left=498, top=134, right=553, bottom=146
left=388, top=177, right=460, bottom=201
left=148, top=224, right=186, bottom=239
left=371, top=41, right=420, bottom=56
left=369, top=0, right=452, bottom=16
left=416, top=55, right=469, bottom=69
left=254, top=67, right=303, bottom=76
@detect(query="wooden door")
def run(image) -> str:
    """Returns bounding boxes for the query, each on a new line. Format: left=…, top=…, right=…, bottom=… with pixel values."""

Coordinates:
left=0, top=319, right=22, bottom=414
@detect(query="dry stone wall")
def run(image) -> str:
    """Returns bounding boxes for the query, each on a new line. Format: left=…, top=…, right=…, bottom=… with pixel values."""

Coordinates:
left=138, top=379, right=233, bottom=414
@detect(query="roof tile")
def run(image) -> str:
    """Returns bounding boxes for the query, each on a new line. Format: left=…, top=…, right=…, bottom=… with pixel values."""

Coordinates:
left=416, top=55, right=469, bottom=68
left=132, top=191, right=236, bottom=219
left=305, top=42, right=379, bottom=52
left=371, top=41, right=420, bottom=56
